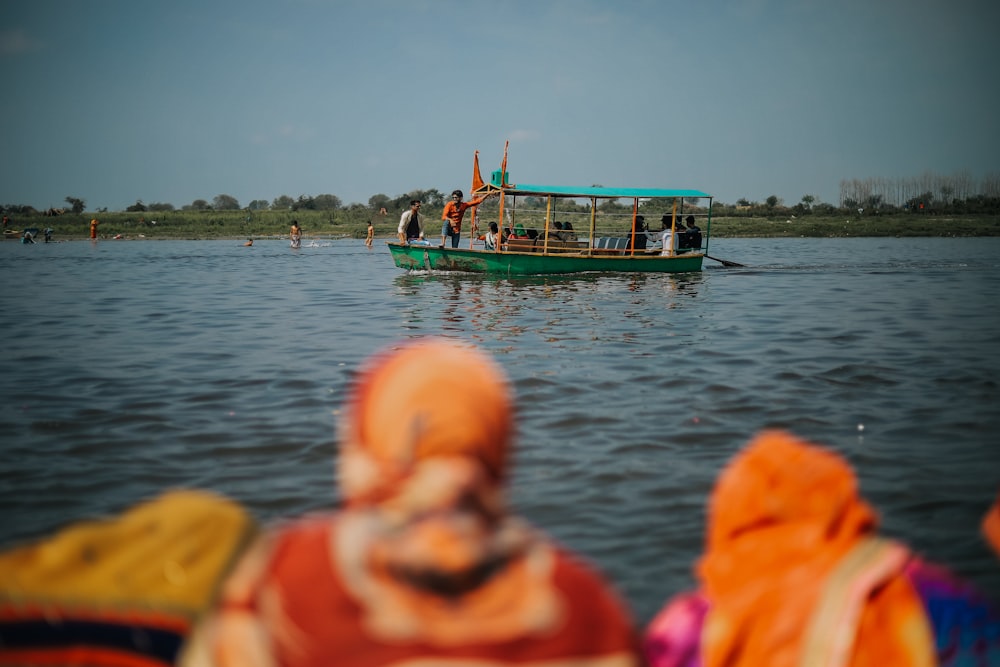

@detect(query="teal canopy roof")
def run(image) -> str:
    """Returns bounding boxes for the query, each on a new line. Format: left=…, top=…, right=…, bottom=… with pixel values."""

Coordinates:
left=506, top=183, right=711, bottom=199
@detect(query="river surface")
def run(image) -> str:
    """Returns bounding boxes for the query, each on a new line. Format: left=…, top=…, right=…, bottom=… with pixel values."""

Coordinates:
left=1, top=236, right=998, bottom=622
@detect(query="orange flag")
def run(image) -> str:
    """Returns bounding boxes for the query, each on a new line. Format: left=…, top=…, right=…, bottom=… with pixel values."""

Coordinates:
left=472, top=150, right=485, bottom=194
left=500, top=140, right=509, bottom=186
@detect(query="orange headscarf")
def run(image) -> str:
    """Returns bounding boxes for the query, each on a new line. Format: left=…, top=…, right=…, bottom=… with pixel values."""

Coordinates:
left=697, top=430, right=934, bottom=667
left=983, top=492, right=1000, bottom=558
left=336, top=338, right=520, bottom=584
left=338, top=338, right=512, bottom=503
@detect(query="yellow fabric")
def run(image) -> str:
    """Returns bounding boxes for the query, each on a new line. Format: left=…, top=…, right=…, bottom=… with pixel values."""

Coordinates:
left=0, top=489, right=256, bottom=616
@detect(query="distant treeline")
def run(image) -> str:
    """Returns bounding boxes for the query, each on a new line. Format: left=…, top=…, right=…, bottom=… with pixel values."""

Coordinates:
left=4, top=170, right=1000, bottom=226
left=0, top=189, right=451, bottom=219
left=838, top=171, right=1000, bottom=213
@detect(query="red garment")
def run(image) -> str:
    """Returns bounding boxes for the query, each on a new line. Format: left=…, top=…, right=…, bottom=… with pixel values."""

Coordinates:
left=194, top=515, right=639, bottom=667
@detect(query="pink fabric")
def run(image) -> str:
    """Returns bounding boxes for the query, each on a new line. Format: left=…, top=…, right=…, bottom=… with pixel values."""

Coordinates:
left=644, top=592, right=708, bottom=667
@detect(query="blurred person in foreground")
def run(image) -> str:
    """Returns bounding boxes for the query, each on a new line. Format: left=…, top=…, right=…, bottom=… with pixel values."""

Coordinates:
left=182, top=338, right=641, bottom=667
left=0, top=490, right=256, bottom=666
left=643, top=429, right=1000, bottom=667
left=983, top=492, right=1000, bottom=558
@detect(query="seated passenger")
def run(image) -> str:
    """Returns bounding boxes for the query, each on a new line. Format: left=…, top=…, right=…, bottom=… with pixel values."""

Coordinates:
left=562, top=221, right=578, bottom=242
left=548, top=220, right=566, bottom=241
left=659, top=215, right=677, bottom=255
left=397, top=200, right=424, bottom=244
left=481, top=221, right=499, bottom=250
left=681, top=216, right=702, bottom=250
left=183, top=339, right=642, bottom=667
left=643, top=430, right=1000, bottom=667
left=627, top=216, right=648, bottom=251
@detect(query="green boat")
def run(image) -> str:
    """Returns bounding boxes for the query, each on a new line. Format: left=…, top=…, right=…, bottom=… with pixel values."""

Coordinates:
left=388, top=142, right=713, bottom=276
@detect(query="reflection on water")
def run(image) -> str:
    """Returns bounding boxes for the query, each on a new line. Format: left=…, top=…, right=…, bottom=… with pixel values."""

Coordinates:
left=395, top=272, right=706, bottom=348
left=1, top=237, right=998, bottom=622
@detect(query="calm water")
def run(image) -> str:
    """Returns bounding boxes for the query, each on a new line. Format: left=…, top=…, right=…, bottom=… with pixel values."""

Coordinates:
left=1, top=236, right=998, bottom=622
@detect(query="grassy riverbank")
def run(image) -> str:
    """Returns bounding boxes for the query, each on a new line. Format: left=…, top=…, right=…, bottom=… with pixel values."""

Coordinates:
left=4, top=210, right=999, bottom=241
left=709, top=215, right=1000, bottom=238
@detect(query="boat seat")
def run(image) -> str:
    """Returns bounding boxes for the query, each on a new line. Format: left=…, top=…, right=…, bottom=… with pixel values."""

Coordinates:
left=540, top=240, right=588, bottom=253
left=505, top=238, right=538, bottom=252
left=592, top=237, right=629, bottom=255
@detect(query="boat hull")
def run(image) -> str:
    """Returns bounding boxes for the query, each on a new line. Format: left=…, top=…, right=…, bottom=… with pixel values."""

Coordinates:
left=388, top=243, right=703, bottom=275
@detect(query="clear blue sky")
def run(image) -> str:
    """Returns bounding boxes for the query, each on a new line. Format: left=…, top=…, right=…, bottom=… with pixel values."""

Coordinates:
left=2, top=0, right=997, bottom=211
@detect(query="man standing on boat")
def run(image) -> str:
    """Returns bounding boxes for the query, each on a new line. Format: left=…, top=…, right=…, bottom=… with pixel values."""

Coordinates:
left=441, top=189, right=489, bottom=248
left=397, top=200, right=424, bottom=244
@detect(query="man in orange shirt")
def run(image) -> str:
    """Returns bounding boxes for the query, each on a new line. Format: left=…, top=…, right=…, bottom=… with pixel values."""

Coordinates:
left=440, top=189, right=490, bottom=248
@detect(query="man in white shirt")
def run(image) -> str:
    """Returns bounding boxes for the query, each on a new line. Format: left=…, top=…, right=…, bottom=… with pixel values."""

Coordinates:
left=659, top=215, right=678, bottom=256
left=397, top=200, right=424, bottom=243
